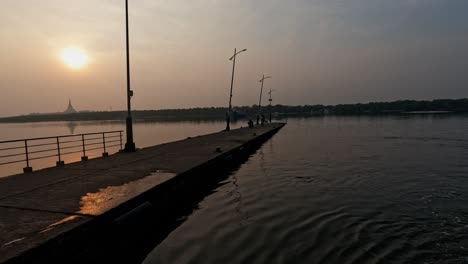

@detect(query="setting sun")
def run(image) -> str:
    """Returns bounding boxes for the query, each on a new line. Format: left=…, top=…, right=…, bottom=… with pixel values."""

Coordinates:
left=61, top=47, right=87, bottom=69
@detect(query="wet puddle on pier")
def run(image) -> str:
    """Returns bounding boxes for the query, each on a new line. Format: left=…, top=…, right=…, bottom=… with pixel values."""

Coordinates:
left=38, top=170, right=176, bottom=234
left=77, top=170, right=176, bottom=216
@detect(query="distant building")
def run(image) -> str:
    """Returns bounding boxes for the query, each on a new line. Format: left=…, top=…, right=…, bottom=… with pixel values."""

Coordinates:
left=63, top=99, right=77, bottom=114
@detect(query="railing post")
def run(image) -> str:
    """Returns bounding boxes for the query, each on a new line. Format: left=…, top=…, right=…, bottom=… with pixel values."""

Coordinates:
left=102, top=132, right=109, bottom=157
left=56, top=137, right=65, bottom=167
left=23, top=140, right=33, bottom=173
left=81, top=134, right=88, bottom=161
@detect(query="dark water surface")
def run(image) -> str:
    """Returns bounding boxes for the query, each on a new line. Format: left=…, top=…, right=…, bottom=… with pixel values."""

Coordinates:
left=143, top=116, right=468, bottom=264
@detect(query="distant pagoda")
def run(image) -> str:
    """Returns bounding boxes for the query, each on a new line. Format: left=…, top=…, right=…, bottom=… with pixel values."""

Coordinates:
left=63, top=99, right=77, bottom=114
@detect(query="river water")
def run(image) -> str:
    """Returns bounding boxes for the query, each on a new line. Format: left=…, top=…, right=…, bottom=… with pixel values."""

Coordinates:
left=143, top=116, right=468, bottom=264
left=1, top=116, right=468, bottom=263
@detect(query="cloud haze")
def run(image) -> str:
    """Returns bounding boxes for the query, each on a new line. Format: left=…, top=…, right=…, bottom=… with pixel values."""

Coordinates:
left=1, top=0, right=467, bottom=116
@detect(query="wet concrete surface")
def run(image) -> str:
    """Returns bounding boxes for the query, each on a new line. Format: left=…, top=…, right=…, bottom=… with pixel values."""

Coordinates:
left=0, top=123, right=285, bottom=263
left=0, top=207, right=91, bottom=263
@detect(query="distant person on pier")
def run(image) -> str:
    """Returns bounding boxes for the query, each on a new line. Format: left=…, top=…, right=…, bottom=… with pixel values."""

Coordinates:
left=261, top=115, right=266, bottom=126
left=248, top=119, right=254, bottom=128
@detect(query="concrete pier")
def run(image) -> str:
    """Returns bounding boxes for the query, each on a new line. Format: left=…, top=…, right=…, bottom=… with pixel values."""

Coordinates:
left=0, top=123, right=285, bottom=264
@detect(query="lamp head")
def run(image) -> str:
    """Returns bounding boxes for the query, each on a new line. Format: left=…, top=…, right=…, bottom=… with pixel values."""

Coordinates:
left=229, top=48, right=247, bottom=60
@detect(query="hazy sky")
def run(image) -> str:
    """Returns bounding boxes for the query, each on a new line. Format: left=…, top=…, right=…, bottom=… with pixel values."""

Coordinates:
left=1, top=0, right=468, bottom=116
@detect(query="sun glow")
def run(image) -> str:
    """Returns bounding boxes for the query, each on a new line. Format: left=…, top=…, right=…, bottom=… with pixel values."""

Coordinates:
left=61, top=47, right=87, bottom=69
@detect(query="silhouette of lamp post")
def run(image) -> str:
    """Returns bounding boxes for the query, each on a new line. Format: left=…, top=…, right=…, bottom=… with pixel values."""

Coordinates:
left=256, top=75, right=272, bottom=125
left=124, top=0, right=136, bottom=152
left=268, top=88, right=275, bottom=123
left=226, top=48, right=247, bottom=131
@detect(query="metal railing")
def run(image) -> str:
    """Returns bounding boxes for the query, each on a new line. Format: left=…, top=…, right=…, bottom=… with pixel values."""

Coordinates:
left=0, top=130, right=123, bottom=173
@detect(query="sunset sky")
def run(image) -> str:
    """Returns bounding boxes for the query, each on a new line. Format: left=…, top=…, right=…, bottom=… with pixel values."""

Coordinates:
left=1, top=0, right=467, bottom=116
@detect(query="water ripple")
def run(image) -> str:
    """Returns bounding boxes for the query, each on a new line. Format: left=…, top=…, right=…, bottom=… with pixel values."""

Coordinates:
left=144, top=117, right=468, bottom=264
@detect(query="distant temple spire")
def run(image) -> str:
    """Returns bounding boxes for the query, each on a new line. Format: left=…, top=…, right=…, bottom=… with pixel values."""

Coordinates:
left=64, top=99, right=77, bottom=114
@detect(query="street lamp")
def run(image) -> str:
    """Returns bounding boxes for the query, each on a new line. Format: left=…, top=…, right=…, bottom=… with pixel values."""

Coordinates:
left=268, top=88, right=275, bottom=123
left=124, top=0, right=136, bottom=152
left=256, top=75, right=272, bottom=125
left=226, top=48, right=247, bottom=131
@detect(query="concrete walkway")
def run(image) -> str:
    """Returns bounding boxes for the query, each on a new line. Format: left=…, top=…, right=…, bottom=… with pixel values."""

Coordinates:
left=0, top=123, right=285, bottom=263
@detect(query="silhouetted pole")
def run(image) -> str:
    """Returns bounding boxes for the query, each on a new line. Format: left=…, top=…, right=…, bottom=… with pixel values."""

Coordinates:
left=257, top=75, right=271, bottom=125
left=226, top=48, right=247, bottom=131
left=268, top=88, right=274, bottom=123
left=124, top=0, right=136, bottom=152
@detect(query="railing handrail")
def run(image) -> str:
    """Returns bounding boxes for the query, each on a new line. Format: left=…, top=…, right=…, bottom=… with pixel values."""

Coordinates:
left=0, top=130, right=124, bottom=173
left=0, top=130, right=124, bottom=144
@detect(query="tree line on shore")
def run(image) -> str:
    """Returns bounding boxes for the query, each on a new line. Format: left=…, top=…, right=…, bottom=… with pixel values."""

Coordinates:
left=1, top=98, right=468, bottom=123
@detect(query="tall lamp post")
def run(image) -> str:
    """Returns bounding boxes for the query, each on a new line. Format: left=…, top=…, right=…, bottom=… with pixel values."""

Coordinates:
left=268, top=88, right=275, bottom=123
left=256, top=75, right=272, bottom=125
left=124, top=0, right=136, bottom=152
left=226, top=48, right=247, bottom=131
